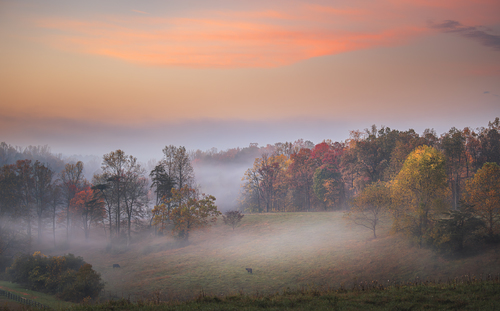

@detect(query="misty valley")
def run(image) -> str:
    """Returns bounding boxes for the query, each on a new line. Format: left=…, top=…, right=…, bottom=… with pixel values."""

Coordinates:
left=1, top=119, right=500, bottom=310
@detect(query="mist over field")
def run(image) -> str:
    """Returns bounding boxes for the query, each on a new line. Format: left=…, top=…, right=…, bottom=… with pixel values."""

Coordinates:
left=1, top=0, right=500, bottom=307
left=2, top=118, right=500, bottom=307
left=17, top=211, right=499, bottom=303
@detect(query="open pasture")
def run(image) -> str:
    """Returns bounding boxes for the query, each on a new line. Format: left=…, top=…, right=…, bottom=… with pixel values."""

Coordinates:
left=42, top=212, right=500, bottom=301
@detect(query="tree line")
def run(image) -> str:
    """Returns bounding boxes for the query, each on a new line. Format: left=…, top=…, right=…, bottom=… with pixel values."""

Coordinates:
left=238, top=119, right=500, bottom=213
left=0, top=144, right=214, bottom=266
left=237, top=118, right=500, bottom=250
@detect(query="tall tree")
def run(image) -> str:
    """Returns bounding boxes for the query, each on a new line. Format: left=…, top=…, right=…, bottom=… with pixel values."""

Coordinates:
left=150, top=163, right=176, bottom=206
left=149, top=163, right=176, bottom=233
left=32, top=161, right=54, bottom=244
left=441, top=127, right=466, bottom=210
left=288, top=148, right=315, bottom=211
left=464, top=162, right=500, bottom=236
left=390, top=145, right=450, bottom=246
left=99, top=150, right=148, bottom=242
left=241, top=154, right=288, bottom=212
left=122, top=168, right=148, bottom=245
left=100, top=150, right=128, bottom=236
left=154, top=186, right=220, bottom=241
left=47, top=180, right=62, bottom=247
left=70, top=186, right=106, bottom=241
left=0, top=164, right=23, bottom=256
left=15, top=160, right=35, bottom=251
left=311, top=142, right=345, bottom=210
left=60, top=161, right=84, bottom=240
left=91, top=177, right=113, bottom=239
left=345, top=181, right=390, bottom=238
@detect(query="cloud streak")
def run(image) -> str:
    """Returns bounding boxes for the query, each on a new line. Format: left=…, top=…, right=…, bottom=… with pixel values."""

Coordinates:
left=431, top=20, right=500, bottom=51
left=131, top=10, right=148, bottom=15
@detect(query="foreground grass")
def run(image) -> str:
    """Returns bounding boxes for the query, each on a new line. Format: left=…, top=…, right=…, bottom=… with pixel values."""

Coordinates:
left=71, top=277, right=500, bottom=310
left=40, top=212, right=500, bottom=301
left=0, top=281, right=75, bottom=310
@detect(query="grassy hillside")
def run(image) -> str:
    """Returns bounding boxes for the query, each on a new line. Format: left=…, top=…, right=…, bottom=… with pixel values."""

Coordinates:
left=40, top=212, right=500, bottom=301
left=0, top=281, right=75, bottom=310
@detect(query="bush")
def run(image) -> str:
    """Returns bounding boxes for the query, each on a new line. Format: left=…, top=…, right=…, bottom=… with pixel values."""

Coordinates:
left=222, top=210, right=244, bottom=231
left=432, top=205, right=485, bottom=253
left=58, top=264, right=105, bottom=302
left=6, top=252, right=104, bottom=302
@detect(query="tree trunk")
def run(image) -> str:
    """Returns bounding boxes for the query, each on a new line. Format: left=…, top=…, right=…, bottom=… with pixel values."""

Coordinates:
left=66, top=203, right=70, bottom=241
left=53, top=211, right=56, bottom=248
left=37, top=212, right=43, bottom=244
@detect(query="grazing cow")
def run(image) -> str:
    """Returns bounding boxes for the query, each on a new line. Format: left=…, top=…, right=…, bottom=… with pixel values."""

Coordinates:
left=113, top=264, right=121, bottom=268
left=245, top=268, right=252, bottom=274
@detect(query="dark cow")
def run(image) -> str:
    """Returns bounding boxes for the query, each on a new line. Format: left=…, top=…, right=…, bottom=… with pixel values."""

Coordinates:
left=245, top=268, right=252, bottom=274
left=113, top=264, right=121, bottom=268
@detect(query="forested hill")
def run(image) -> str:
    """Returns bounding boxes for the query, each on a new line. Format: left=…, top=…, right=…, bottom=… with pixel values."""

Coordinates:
left=0, top=143, right=65, bottom=173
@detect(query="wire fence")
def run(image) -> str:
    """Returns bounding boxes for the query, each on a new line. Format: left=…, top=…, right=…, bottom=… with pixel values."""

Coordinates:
left=0, top=288, right=51, bottom=309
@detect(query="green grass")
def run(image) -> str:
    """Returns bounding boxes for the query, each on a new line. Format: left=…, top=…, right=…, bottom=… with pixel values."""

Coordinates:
left=0, top=280, right=75, bottom=310
left=67, top=278, right=500, bottom=310
left=39, top=211, right=500, bottom=302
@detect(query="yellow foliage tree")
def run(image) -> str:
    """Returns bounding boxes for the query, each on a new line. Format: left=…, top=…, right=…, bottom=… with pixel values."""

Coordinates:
left=153, top=186, right=221, bottom=240
left=345, top=181, right=390, bottom=238
left=390, top=145, right=450, bottom=245
left=464, top=162, right=500, bottom=236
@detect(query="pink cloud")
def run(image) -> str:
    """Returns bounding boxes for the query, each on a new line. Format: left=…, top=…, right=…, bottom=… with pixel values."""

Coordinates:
left=34, top=1, right=499, bottom=68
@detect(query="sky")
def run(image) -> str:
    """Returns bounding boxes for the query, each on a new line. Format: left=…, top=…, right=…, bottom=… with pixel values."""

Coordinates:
left=1, top=0, right=499, bottom=161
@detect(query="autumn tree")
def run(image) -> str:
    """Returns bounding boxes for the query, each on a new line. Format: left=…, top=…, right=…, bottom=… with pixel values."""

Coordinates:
left=383, top=129, right=428, bottom=181
left=153, top=186, right=220, bottom=240
left=60, top=161, right=84, bottom=240
left=99, top=150, right=129, bottom=236
left=344, top=126, right=398, bottom=190
left=345, top=181, right=390, bottom=238
left=70, top=186, right=105, bottom=241
left=288, top=148, right=315, bottom=211
left=311, top=142, right=346, bottom=210
left=0, top=164, right=24, bottom=257
left=222, top=210, right=244, bottom=230
left=15, top=160, right=35, bottom=251
left=464, top=162, right=500, bottom=236
left=259, top=154, right=282, bottom=212
left=479, top=118, right=500, bottom=166
left=32, top=161, right=54, bottom=244
left=122, top=169, right=149, bottom=245
left=96, top=150, right=148, bottom=242
left=240, top=154, right=288, bottom=212
left=241, top=158, right=264, bottom=212
left=91, top=178, right=114, bottom=239
left=47, top=181, right=62, bottom=247
left=390, top=145, right=450, bottom=246
left=441, top=127, right=466, bottom=210
left=162, top=145, right=195, bottom=190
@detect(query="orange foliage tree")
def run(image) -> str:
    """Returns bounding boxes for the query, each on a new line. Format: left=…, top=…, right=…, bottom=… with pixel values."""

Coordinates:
left=70, top=186, right=105, bottom=240
left=464, top=162, right=500, bottom=236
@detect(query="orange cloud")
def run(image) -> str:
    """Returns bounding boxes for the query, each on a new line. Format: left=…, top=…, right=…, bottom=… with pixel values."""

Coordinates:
left=33, top=1, right=499, bottom=68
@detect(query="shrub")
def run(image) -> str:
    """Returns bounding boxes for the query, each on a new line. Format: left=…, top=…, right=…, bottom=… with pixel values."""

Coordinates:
left=432, top=205, right=485, bottom=253
left=6, top=252, right=104, bottom=302
left=58, top=264, right=105, bottom=302
left=222, top=210, right=244, bottom=230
